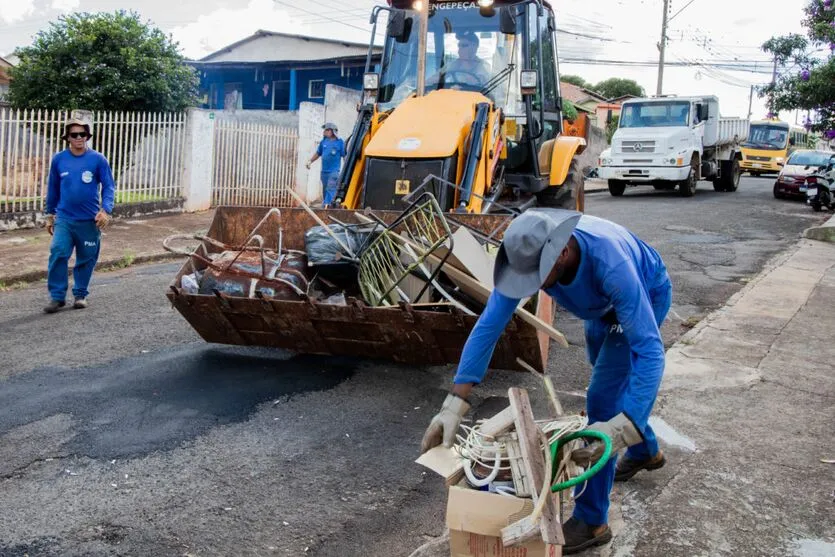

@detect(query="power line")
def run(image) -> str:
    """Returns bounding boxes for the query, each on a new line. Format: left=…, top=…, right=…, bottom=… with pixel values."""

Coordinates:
left=272, top=0, right=373, bottom=34
left=668, top=0, right=698, bottom=23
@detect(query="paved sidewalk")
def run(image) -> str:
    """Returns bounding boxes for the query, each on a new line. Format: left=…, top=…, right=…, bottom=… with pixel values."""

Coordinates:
left=0, top=210, right=215, bottom=285
left=411, top=215, right=835, bottom=557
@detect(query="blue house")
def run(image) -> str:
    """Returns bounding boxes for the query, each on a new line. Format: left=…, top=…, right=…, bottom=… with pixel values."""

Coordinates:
left=189, top=30, right=382, bottom=111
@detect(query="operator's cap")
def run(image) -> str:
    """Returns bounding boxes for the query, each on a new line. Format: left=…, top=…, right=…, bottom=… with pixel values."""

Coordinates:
left=62, top=118, right=93, bottom=141
left=322, top=122, right=338, bottom=132
left=493, top=209, right=581, bottom=299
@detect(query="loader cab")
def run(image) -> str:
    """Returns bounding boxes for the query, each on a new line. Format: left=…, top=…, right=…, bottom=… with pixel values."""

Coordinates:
left=374, top=0, right=563, bottom=185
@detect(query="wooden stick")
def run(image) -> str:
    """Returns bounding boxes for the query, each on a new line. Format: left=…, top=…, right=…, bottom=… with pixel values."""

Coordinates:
left=352, top=212, right=569, bottom=349
left=289, top=189, right=356, bottom=258
left=516, top=358, right=564, bottom=418
left=504, top=387, right=562, bottom=546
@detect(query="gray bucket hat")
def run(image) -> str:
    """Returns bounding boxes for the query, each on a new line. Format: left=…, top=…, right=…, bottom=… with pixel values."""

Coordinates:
left=322, top=122, right=338, bottom=132
left=493, top=208, right=582, bottom=299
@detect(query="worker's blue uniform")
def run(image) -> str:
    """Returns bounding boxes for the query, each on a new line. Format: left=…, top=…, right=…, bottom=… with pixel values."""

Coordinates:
left=454, top=215, right=672, bottom=526
left=316, top=137, right=346, bottom=205
left=45, top=148, right=116, bottom=302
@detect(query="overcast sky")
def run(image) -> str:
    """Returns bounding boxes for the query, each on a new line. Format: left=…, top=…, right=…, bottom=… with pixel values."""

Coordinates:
left=0, top=0, right=814, bottom=122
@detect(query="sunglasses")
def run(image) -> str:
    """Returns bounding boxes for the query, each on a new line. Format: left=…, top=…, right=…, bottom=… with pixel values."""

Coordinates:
left=68, top=132, right=89, bottom=139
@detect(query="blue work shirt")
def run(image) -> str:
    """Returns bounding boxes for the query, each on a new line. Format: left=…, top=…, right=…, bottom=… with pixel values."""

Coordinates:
left=317, top=137, right=346, bottom=174
left=454, top=215, right=670, bottom=416
left=46, top=149, right=116, bottom=221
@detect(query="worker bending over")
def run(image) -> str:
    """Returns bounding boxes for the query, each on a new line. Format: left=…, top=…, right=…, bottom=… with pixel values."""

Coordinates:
left=421, top=208, right=672, bottom=554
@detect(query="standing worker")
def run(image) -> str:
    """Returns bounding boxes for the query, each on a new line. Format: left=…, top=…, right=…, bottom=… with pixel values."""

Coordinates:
left=421, top=208, right=672, bottom=555
left=43, top=118, right=115, bottom=314
left=305, top=122, right=346, bottom=207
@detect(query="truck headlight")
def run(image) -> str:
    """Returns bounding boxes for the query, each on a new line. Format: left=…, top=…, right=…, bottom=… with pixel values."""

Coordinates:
left=599, top=157, right=612, bottom=166
left=776, top=157, right=785, bottom=163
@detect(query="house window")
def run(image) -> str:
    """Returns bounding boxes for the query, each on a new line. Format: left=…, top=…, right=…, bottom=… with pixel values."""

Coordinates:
left=308, top=79, right=325, bottom=99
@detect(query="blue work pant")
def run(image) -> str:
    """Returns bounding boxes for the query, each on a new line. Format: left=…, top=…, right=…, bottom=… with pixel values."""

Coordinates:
left=572, top=278, right=673, bottom=526
left=47, top=218, right=101, bottom=301
left=321, top=171, right=339, bottom=206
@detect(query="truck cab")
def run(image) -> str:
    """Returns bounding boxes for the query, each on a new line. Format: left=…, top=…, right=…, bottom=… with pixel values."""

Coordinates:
left=599, top=95, right=745, bottom=197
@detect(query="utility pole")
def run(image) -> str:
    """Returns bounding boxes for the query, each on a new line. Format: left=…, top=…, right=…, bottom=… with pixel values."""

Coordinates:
left=656, top=0, right=670, bottom=96
left=747, top=85, right=754, bottom=120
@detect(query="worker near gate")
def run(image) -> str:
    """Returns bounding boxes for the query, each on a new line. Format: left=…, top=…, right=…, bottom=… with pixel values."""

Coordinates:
left=43, top=118, right=115, bottom=314
left=421, top=209, right=672, bottom=555
left=305, top=122, right=346, bottom=207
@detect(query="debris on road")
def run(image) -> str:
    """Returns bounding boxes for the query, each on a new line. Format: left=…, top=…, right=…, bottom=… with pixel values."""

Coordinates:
left=416, top=386, right=613, bottom=555
left=163, top=195, right=568, bottom=373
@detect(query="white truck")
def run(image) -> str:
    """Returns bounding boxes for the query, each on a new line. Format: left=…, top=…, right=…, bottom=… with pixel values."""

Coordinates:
left=598, top=95, right=749, bottom=197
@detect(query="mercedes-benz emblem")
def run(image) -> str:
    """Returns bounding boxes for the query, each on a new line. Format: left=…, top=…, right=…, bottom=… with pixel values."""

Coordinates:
left=633, top=143, right=643, bottom=152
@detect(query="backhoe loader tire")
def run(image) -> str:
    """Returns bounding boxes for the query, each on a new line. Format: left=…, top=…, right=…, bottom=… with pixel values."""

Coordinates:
left=536, top=159, right=585, bottom=211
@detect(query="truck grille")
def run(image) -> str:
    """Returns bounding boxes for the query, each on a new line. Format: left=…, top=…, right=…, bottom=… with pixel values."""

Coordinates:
left=621, top=140, right=656, bottom=153
left=747, top=155, right=771, bottom=161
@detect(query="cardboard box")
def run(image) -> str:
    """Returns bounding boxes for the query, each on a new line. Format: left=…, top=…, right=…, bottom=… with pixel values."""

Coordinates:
left=446, top=485, right=559, bottom=557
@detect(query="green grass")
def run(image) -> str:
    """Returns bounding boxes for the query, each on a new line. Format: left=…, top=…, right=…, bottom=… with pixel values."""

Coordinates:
left=100, top=250, right=136, bottom=272
left=0, top=281, right=29, bottom=292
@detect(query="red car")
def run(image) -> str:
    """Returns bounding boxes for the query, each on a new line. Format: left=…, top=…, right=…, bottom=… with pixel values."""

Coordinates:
left=774, top=150, right=835, bottom=200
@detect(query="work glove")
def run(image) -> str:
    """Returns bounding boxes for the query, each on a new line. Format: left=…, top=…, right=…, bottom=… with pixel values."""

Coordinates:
left=95, top=210, right=111, bottom=230
left=420, top=393, right=470, bottom=454
left=305, top=161, right=312, bottom=170
left=45, top=214, right=55, bottom=236
left=570, top=412, right=643, bottom=467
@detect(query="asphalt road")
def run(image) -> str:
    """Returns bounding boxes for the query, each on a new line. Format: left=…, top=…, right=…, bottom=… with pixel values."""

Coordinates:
left=0, top=175, right=828, bottom=557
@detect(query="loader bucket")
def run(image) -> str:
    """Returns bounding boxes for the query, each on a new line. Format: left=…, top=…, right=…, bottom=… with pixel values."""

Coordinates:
left=166, top=206, right=557, bottom=373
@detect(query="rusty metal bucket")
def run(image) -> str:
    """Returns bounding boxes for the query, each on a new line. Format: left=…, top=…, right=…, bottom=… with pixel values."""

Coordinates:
left=165, top=206, right=556, bottom=373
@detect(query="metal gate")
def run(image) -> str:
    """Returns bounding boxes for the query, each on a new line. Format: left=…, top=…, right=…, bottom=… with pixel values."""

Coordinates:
left=212, top=120, right=298, bottom=207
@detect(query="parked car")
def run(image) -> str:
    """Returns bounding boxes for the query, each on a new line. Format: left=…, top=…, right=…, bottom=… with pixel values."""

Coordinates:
left=773, top=150, right=835, bottom=200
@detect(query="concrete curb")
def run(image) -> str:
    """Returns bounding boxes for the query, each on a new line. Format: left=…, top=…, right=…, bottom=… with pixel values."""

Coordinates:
left=803, top=213, right=835, bottom=243
left=584, top=178, right=608, bottom=193
left=0, top=251, right=182, bottom=286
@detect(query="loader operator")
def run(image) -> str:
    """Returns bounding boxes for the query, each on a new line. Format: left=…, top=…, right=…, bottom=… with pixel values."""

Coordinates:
left=426, top=31, right=491, bottom=90
left=421, top=208, right=672, bottom=555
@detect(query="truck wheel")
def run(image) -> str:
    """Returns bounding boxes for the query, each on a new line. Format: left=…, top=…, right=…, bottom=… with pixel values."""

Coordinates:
left=608, top=180, right=626, bottom=197
left=536, top=159, right=585, bottom=211
left=718, top=159, right=741, bottom=192
left=678, top=166, right=697, bottom=197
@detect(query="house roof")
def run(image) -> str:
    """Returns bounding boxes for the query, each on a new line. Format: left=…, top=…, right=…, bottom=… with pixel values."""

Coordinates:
left=608, top=94, right=639, bottom=104
left=560, top=81, right=607, bottom=105
left=0, top=56, right=13, bottom=68
left=198, top=30, right=381, bottom=64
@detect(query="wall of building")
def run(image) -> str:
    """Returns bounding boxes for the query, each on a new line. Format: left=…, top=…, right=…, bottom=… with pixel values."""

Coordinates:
left=194, top=61, right=370, bottom=112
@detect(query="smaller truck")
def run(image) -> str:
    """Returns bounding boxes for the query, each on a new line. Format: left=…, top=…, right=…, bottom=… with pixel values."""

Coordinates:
left=598, top=95, right=749, bottom=197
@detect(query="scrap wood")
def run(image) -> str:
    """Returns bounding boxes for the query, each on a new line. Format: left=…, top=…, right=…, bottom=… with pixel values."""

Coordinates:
left=502, top=387, right=563, bottom=547
left=415, top=446, right=464, bottom=486
left=351, top=212, right=569, bottom=350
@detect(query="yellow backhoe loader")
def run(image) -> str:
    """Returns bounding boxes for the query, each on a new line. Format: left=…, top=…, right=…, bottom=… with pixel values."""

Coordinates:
left=335, top=0, right=586, bottom=215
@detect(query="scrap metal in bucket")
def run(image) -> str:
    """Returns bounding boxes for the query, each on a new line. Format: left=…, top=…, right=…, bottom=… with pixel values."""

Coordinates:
left=164, top=208, right=311, bottom=300
left=358, top=193, right=453, bottom=307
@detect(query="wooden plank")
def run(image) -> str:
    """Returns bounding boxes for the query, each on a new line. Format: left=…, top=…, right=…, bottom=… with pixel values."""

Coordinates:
left=505, top=433, right=533, bottom=498
left=505, top=387, right=563, bottom=546
left=414, top=445, right=464, bottom=486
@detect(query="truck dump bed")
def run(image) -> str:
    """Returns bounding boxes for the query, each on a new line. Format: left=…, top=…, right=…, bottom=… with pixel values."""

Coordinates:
left=166, top=206, right=557, bottom=373
left=715, top=117, right=749, bottom=147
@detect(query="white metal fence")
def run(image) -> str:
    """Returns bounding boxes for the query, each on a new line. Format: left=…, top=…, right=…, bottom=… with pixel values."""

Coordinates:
left=212, top=120, right=298, bottom=207
left=0, top=108, right=186, bottom=214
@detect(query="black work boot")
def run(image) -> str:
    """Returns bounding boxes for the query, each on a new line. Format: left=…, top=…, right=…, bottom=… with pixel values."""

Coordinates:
left=44, top=300, right=66, bottom=314
left=615, top=450, right=666, bottom=482
left=562, top=517, right=612, bottom=554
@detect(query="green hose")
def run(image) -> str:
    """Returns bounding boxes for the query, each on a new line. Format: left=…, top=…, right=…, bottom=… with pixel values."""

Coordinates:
left=549, top=430, right=613, bottom=492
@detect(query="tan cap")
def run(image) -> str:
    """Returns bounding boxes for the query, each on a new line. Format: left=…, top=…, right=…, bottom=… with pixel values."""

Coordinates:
left=62, top=118, right=92, bottom=141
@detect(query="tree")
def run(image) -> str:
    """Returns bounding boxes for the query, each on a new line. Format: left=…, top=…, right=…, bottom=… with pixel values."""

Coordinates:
left=593, top=78, right=645, bottom=100
left=760, top=1, right=835, bottom=137
left=8, top=11, right=198, bottom=111
left=606, top=115, right=620, bottom=144
left=561, top=75, right=589, bottom=88
left=562, top=99, right=578, bottom=121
